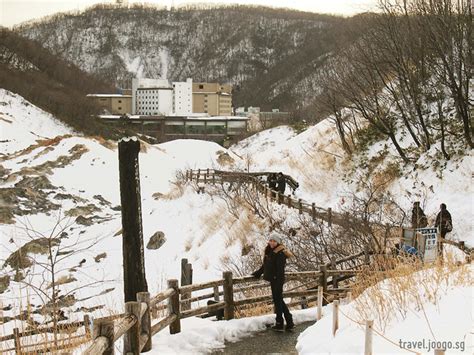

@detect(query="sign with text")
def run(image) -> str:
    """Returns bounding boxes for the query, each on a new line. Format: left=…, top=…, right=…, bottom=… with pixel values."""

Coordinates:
left=416, top=228, right=438, bottom=262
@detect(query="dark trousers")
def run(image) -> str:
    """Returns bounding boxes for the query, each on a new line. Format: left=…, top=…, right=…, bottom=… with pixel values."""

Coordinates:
left=270, top=281, right=292, bottom=324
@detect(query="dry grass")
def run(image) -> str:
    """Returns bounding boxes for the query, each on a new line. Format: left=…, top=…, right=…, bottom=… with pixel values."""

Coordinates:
left=351, top=253, right=473, bottom=332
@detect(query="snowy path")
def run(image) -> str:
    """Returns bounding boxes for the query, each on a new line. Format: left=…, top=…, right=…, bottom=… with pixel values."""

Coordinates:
left=211, top=321, right=314, bottom=354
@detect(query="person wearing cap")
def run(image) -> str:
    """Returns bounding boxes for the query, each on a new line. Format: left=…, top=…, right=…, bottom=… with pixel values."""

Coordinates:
left=252, top=232, right=294, bottom=331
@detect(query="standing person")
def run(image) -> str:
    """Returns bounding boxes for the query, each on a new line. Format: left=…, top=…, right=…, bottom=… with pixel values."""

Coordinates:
left=276, top=172, right=286, bottom=195
left=252, top=232, right=294, bottom=331
left=268, top=173, right=277, bottom=190
left=435, top=203, right=452, bottom=256
left=411, top=201, right=428, bottom=229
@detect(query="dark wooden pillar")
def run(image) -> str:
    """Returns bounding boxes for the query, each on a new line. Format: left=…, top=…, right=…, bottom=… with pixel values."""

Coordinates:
left=119, top=137, right=148, bottom=302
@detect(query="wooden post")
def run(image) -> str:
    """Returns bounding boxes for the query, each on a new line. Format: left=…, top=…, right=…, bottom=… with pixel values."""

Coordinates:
left=204, top=173, right=207, bottom=183
left=212, top=174, right=216, bottom=184
left=181, top=259, right=193, bottom=311
left=298, top=199, right=302, bottom=214
left=197, top=169, right=201, bottom=181
left=364, top=320, right=373, bottom=355
left=345, top=291, right=352, bottom=304
left=137, top=292, right=152, bottom=352
left=213, top=285, right=220, bottom=301
left=319, top=265, right=328, bottom=305
left=13, top=328, right=21, bottom=355
left=93, top=319, right=115, bottom=355
left=364, top=245, right=370, bottom=264
left=124, top=302, right=141, bottom=355
left=278, top=192, right=282, bottom=205
left=312, top=203, right=316, bottom=221
left=185, top=170, right=189, bottom=181
left=332, top=300, right=339, bottom=336
left=327, top=207, right=332, bottom=227
left=330, top=258, right=338, bottom=288
left=168, top=279, right=181, bottom=334
left=317, top=286, right=323, bottom=320
left=118, top=138, right=148, bottom=303
left=223, top=271, right=234, bottom=320
left=287, top=195, right=292, bottom=207
left=83, top=314, right=91, bottom=338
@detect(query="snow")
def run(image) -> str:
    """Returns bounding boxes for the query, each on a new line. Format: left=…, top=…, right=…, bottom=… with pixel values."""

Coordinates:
left=0, top=89, right=73, bottom=155
left=1, top=89, right=472, bottom=354
left=296, top=265, right=473, bottom=354
left=149, top=308, right=317, bottom=354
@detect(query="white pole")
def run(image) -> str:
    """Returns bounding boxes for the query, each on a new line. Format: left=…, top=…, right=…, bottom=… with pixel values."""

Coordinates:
left=332, top=300, right=339, bottom=337
left=364, top=320, right=373, bottom=355
left=317, top=286, right=323, bottom=320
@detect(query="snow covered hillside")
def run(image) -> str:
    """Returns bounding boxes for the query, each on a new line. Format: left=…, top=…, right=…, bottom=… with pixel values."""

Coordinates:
left=1, top=89, right=472, bottom=353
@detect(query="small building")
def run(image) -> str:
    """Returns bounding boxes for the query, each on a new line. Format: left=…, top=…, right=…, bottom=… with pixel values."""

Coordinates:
left=86, top=94, right=132, bottom=115
left=192, top=83, right=232, bottom=116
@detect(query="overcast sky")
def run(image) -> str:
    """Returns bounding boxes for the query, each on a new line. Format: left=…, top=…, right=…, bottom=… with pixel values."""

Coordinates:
left=1, top=0, right=378, bottom=28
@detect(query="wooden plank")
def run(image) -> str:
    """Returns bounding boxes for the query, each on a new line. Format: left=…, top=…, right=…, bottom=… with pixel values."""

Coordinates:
left=150, top=288, right=175, bottom=307
left=179, top=279, right=224, bottom=294
left=151, top=315, right=177, bottom=336
left=113, top=315, right=137, bottom=342
left=234, top=294, right=273, bottom=306
left=180, top=302, right=226, bottom=319
left=0, top=321, right=85, bottom=342
left=83, top=336, right=108, bottom=355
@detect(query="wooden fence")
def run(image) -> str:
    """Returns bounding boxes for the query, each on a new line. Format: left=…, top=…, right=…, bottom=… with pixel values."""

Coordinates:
left=185, top=169, right=473, bottom=258
left=186, top=169, right=369, bottom=229
left=82, top=249, right=369, bottom=354
left=1, top=250, right=370, bottom=354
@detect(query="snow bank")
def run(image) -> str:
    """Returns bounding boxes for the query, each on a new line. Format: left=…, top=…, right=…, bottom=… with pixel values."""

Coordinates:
left=296, top=265, right=473, bottom=354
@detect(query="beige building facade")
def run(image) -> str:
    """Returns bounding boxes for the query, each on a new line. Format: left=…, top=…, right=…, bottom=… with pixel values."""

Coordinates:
left=87, top=94, right=132, bottom=115
left=192, top=83, right=232, bottom=116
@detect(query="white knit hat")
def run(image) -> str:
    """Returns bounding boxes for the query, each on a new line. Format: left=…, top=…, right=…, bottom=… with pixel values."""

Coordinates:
left=268, top=232, right=283, bottom=244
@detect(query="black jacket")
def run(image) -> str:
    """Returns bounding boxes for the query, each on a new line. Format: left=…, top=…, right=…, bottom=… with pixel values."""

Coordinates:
left=252, top=245, right=292, bottom=284
left=435, top=209, right=452, bottom=234
left=411, top=206, right=428, bottom=228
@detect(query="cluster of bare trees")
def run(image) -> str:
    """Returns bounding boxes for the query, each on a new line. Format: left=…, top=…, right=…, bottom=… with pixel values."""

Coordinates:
left=316, top=0, right=472, bottom=161
left=210, top=177, right=403, bottom=274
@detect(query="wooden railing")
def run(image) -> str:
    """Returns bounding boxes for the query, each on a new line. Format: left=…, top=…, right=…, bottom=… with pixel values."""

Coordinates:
left=82, top=251, right=370, bottom=354
left=185, top=169, right=474, bottom=257
left=185, top=168, right=364, bottom=228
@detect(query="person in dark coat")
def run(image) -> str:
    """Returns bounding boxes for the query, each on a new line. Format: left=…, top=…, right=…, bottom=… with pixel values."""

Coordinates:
left=276, top=172, right=286, bottom=195
left=411, top=201, right=428, bottom=229
left=267, top=173, right=277, bottom=190
left=434, top=203, right=452, bottom=257
left=252, top=232, right=294, bottom=331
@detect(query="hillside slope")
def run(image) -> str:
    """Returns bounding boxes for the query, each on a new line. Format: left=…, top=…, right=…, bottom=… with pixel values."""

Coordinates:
left=15, top=4, right=355, bottom=114
left=1, top=90, right=471, bottom=349
left=0, top=28, right=118, bottom=138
